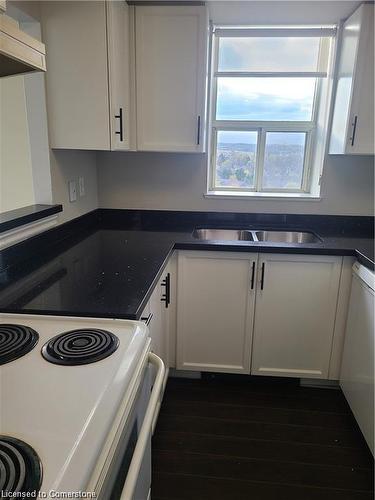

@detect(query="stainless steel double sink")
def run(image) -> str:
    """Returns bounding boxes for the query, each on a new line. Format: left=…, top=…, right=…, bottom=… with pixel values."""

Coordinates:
left=192, top=228, right=322, bottom=244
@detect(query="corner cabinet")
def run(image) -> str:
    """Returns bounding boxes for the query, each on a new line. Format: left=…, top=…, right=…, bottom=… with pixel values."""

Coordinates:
left=176, top=251, right=257, bottom=373
left=329, top=3, right=374, bottom=155
left=251, top=254, right=342, bottom=379
left=42, top=1, right=132, bottom=151
left=135, top=5, right=208, bottom=152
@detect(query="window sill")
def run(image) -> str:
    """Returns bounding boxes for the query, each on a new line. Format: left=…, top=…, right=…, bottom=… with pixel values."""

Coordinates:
left=204, top=191, right=321, bottom=201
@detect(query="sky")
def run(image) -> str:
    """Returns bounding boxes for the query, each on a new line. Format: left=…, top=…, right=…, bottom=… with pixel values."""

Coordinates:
left=216, top=36, right=319, bottom=144
left=216, top=77, right=316, bottom=122
left=218, top=37, right=321, bottom=73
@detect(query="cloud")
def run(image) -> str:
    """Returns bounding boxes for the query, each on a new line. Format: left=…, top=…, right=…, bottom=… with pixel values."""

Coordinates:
left=216, top=78, right=315, bottom=121
left=218, top=37, right=321, bottom=72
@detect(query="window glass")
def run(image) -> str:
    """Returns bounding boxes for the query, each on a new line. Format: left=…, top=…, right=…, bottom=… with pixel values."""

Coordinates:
left=218, top=37, right=321, bottom=73
left=216, top=77, right=316, bottom=121
left=215, top=130, right=257, bottom=189
left=210, top=28, right=333, bottom=195
left=262, top=132, right=307, bottom=189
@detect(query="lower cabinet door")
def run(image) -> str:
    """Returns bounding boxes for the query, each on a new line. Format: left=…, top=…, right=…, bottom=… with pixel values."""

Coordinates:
left=176, top=251, right=257, bottom=373
left=251, top=254, right=342, bottom=379
left=148, top=275, right=167, bottom=364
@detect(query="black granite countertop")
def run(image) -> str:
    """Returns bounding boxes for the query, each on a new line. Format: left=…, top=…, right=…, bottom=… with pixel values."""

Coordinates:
left=0, top=209, right=373, bottom=320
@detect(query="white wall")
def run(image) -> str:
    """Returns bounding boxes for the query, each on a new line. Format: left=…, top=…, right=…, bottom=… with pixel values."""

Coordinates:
left=0, top=75, right=35, bottom=212
left=50, top=150, right=98, bottom=224
left=97, top=151, right=374, bottom=216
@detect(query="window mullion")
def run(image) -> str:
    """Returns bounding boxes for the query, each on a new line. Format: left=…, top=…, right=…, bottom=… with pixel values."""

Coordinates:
left=210, top=127, right=218, bottom=191
left=212, top=120, right=315, bottom=131
left=256, top=129, right=266, bottom=192
left=214, top=71, right=327, bottom=78
left=301, top=130, right=313, bottom=192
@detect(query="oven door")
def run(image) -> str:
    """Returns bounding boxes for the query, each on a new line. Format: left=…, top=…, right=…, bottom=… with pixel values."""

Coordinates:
left=99, top=352, right=165, bottom=500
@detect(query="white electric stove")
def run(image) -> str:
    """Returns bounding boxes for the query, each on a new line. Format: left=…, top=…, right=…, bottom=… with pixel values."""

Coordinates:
left=0, top=313, right=165, bottom=500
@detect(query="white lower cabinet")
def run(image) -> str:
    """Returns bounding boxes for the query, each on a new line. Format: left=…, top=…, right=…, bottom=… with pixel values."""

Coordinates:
left=141, top=256, right=176, bottom=373
left=176, top=251, right=343, bottom=379
left=176, top=251, right=257, bottom=373
left=251, top=254, right=342, bottom=379
left=142, top=275, right=167, bottom=366
left=140, top=257, right=175, bottom=431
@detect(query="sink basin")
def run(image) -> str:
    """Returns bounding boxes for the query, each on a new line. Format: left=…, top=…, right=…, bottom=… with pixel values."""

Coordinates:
left=253, top=230, right=322, bottom=244
left=192, top=228, right=322, bottom=244
left=193, top=228, right=254, bottom=241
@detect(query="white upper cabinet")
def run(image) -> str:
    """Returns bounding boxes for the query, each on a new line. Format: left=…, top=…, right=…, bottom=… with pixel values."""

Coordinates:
left=106, top=0, right=132, bottom=151
left=251, top=254, right=342, bottom=379
left=330, top=3, right=374, bottom=155
left=42, top=1, right=131, bottom=151
left=135, top=5, right=208, bottom=152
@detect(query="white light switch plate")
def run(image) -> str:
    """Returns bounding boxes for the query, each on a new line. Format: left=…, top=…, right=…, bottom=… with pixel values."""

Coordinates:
left=68, top=180, right=77, bottom=202
left=78, top=176, right=85, bottom=196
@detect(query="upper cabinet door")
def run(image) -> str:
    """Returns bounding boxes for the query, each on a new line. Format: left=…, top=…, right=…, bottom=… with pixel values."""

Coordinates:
left=329, top=3, right=374, bottom=155
left=42, top=1, right=110, bottom=150
left=251, top=254, right=342, bottom=379
left=135, top=6, right=208, bottom=152
left=106, top=0, right=132, bottom=151
left=42, top=1, right=131, bottom=151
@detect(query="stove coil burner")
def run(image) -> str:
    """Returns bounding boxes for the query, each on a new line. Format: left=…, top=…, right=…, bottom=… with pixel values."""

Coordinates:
left=41, top=328, right=120, bottom=365
left=0, top=436, right=42, bottom=496
left=0, top=325, right=39, bottom=365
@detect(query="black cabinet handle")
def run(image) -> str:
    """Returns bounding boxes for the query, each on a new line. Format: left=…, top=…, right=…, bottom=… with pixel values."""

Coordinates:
left=166, top=273, right=171, bottom=306
left=196, top=115, right=201, bottom=145
left=115, top=107, right=124, bottom=142
left=141, top=312, right=153, bottom=326
left=250, top=261, right=256, bottom=289
left=161, top=273, right=171, bottom=309
left=260, top=263, right=265, bottom=290
left=350, top=115, right=358, bottom=147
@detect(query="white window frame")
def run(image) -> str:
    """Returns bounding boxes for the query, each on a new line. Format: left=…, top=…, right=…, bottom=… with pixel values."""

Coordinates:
left=208, top=26, right=335, bottom=195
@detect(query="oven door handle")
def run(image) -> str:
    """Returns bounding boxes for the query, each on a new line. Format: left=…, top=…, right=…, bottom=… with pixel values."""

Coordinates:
left=120, top=352, right=165, bottom=500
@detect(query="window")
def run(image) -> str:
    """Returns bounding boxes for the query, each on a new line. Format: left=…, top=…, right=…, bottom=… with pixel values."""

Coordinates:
left=208, top=26, right=336, bottom=195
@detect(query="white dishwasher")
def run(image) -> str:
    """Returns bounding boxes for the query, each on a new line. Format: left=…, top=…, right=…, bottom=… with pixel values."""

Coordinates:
left=340, top=261, right=374, bottom=455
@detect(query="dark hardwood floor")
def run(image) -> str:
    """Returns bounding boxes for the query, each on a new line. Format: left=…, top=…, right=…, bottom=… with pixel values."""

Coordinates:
left=152, top=374, right=374, bottom=500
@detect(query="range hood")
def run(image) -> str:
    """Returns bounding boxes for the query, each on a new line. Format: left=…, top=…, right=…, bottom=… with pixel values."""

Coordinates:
left=0, top=13, right=46, bottom=77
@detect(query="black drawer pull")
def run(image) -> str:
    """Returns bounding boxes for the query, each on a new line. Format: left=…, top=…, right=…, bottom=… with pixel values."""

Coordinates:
left=250, top=261, right=256, bottom=289
left=350, top=115, right=358, bottom=147
left=161, top=273, right=171, bottom=309
left=260, top=263, right=265, bottom=290
left=115, top=107, right=124, bottom=142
